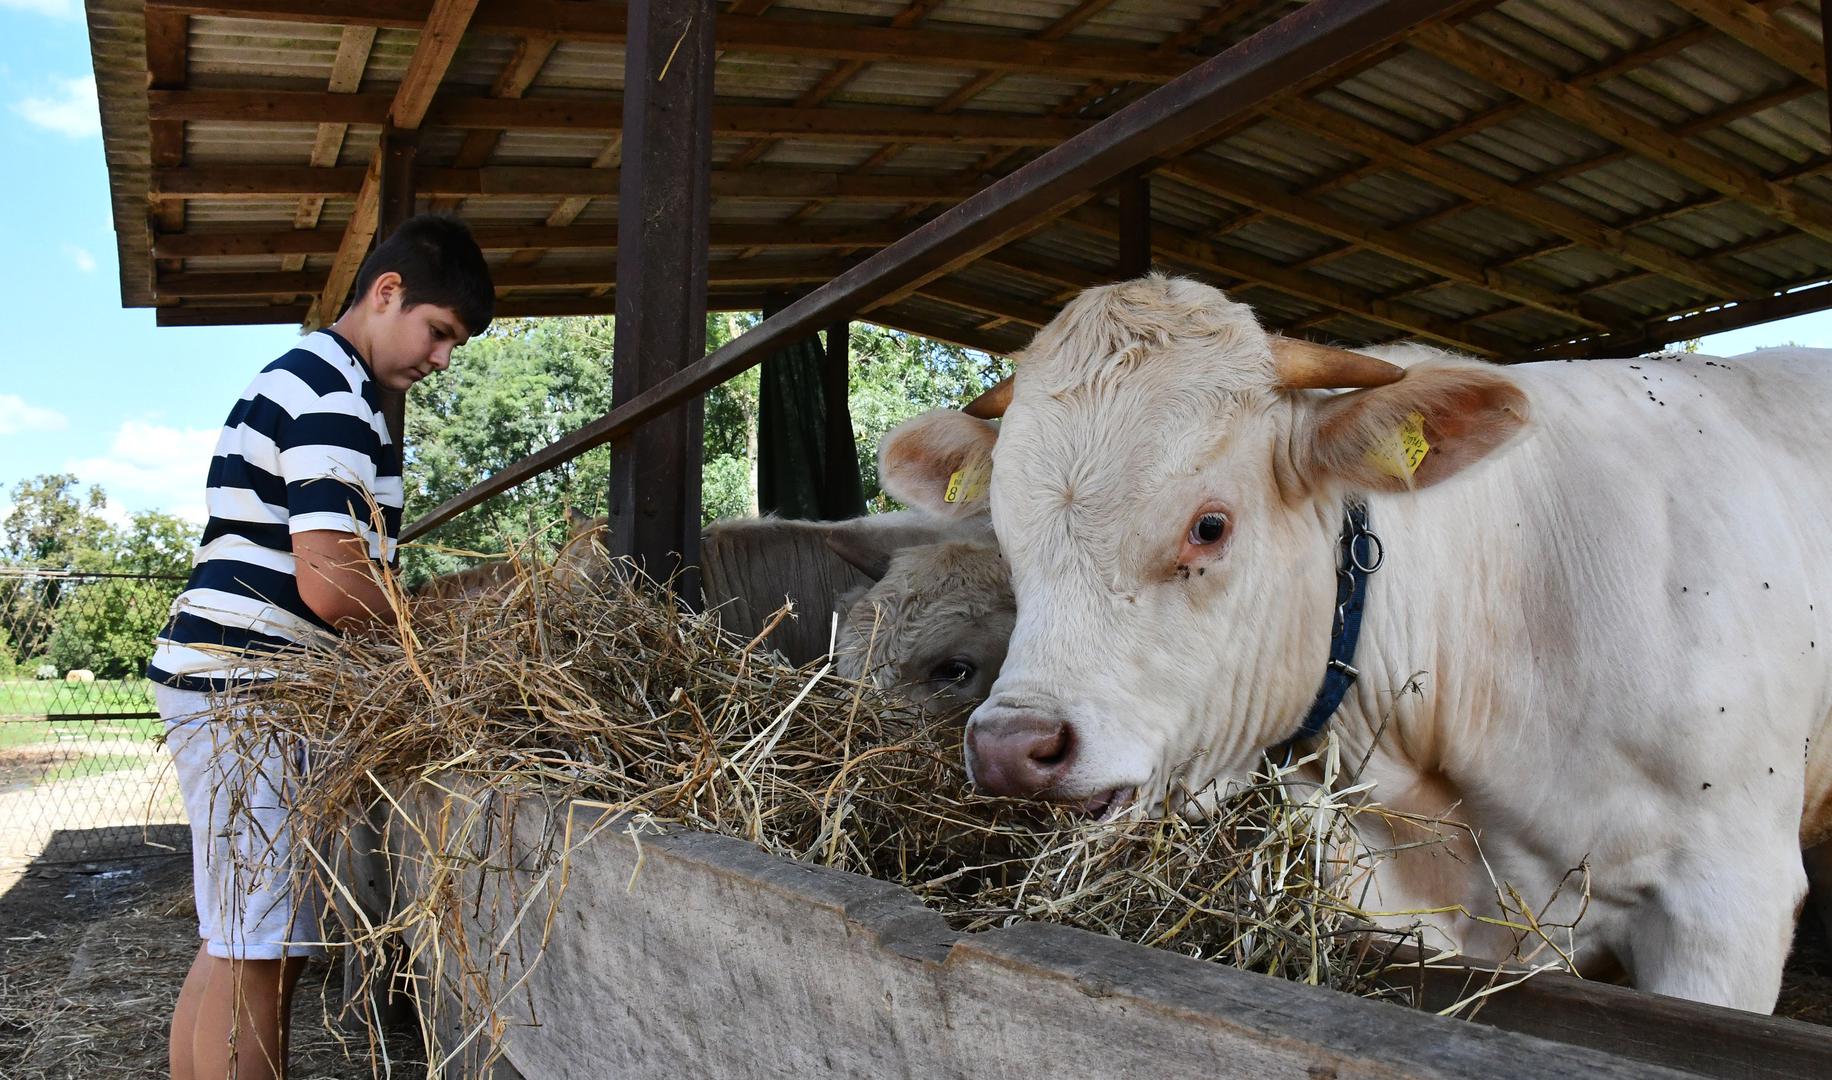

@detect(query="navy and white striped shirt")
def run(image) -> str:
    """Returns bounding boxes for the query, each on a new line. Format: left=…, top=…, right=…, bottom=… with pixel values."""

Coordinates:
left=149, top=330, right=402, bottom=691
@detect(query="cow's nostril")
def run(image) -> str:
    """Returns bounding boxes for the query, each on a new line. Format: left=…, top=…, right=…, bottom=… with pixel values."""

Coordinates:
left=967, top=711, right=1076, bottom=798
left=1028, top=724, right=1070, bottom=766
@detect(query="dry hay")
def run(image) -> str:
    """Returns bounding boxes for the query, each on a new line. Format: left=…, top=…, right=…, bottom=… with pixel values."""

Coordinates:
left=199, top=538, right=1573, bottom=1076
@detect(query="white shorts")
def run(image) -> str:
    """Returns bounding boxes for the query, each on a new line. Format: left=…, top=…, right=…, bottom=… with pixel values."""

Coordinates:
left=157, top=683, right=324, bottom=960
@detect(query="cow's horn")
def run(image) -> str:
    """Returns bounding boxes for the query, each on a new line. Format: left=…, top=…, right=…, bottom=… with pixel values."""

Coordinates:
left=963, top=375, right=1014, bottom=419
left=1271, top=338, right=1405, bottom=390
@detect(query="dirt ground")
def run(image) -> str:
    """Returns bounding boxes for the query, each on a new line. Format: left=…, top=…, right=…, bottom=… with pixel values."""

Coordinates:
left=0, top=743, right=421, bottom=1079
left=0, top=854, right=422, bottom=1079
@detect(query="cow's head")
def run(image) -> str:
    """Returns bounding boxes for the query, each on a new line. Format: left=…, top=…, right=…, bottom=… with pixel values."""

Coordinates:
left=829, top=534, right=1013, bottom=720
left=883, top=276, right=1529, bottom=818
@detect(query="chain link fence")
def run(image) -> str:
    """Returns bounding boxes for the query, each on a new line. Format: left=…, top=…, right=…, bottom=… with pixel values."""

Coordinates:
left=0, top=567, right=190, bottom=864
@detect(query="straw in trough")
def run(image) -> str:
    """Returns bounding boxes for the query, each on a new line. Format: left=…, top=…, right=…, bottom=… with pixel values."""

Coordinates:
left=197, top=528, right=1576, bottom=1074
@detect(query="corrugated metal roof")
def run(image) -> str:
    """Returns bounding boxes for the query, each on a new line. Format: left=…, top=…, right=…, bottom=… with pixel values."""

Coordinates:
left=87, top=0, right=1832, bottom=359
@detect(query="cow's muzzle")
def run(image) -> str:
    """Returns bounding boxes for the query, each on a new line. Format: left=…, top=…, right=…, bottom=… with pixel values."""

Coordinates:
left=965, top=704, right=1074, bottom=799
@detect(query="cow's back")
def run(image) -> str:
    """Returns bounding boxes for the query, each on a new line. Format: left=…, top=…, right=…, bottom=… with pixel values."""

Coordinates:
left=1375, top=347, right=1832, bottom=848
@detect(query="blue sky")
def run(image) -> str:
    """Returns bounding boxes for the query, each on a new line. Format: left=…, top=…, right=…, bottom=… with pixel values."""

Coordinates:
left=1, top=0, right=1829, bottom=529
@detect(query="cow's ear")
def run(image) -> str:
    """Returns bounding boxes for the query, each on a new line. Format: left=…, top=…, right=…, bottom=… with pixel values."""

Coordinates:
left=1294, top=362, right=1529, bottom=495
left=878, top=409, right=999, bottom=517
left=825, top=528, right=892, bottom=581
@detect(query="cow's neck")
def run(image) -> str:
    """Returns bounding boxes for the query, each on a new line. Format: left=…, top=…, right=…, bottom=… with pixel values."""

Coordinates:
left=1319, top=478, right=1522, bottom=796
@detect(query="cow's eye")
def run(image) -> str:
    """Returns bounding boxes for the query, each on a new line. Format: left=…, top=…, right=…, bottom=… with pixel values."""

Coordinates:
left=930, top=657, right=976, bottom=684
left=1187, top=512, right=1228, bottom=546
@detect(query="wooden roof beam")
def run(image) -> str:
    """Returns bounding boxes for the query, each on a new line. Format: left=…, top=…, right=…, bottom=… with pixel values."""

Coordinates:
left=147, top=90, right=1090, bottom=146
left=864, top=309, right=1022, bottom=356
left=916, top=281, right=1059, bottom=329
left=144, top=9, right=188, bottom=269
left=158, top=257, right=867, bottom=299
left=154, top=222, right=913, bottom=259
left=1664, top=0, right=1825, bottom=88
left=155, top=291, right=781, bottom=328
left=151, top=163, right=990, bottom=203
left=1411, top=22, right=1832, bottom=246
left=1276, top=97, right=1763, bottom=299
left=430, top=33, right=559, bottom=214
left=288, top=26, right=377, bottom=273
left=307, top=0, right=482, bottom=327
left=1159, top=158, right=1627, bottom=332
left=1060, top=204, right=1514, bottom=357
left=733, top=0, right=1124, bottom=258
left=144, top=0, right=1199, bottom=83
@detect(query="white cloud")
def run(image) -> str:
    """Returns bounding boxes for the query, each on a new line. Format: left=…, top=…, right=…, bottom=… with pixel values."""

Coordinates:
left=0, top=394, right=68, bottom=435
left=64, top=244, right=95, bottom=272
left=0, top=0, right=79, bottom=18
left=67, top=420, right=218, bottom=525
left=13, top=75, right=99, bottom=138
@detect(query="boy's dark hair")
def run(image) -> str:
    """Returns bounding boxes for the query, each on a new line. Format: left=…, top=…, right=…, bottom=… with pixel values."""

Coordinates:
left=348, top=214, right=495, bottom=334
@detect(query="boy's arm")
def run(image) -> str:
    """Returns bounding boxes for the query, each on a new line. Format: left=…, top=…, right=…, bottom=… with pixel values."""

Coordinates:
left=294, top=529, right=394, bottom=631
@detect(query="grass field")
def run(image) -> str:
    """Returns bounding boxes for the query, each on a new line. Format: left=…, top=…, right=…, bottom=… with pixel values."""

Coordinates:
left=0, top=678, right=156, bottom=721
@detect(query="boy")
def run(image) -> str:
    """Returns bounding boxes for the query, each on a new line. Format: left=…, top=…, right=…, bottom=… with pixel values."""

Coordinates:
left=148, top=214, right=493, bottom=1080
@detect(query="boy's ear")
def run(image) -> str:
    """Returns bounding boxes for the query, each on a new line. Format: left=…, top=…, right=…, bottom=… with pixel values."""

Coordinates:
left=878, top=409, right=999, bottom=518
left=365, top=270, right=405, bottom=313
left=1294, top=361, right=1530, bottom=496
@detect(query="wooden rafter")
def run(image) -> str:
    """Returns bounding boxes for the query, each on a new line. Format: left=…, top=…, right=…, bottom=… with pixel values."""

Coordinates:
left=159, top=257, right=866, bottom=299
left=1664, top=0, right=1825, bottom=88
left=1411, top=22, right=1832, bottom=246
left=1060, top=203, right=1514, bottom=356
left=306, top=0, right=482, bottom=327
left=1276, top=97, right=1763, bottom=299
left=147, top=90, right=1091, bottom=146
left=152, top=164, right=987, bottom=203
left=1160, top=158, right=1629, bottom=332
left=153, top=222, right=913, bottom=259
left=736, top=0, right=1126, bottom=257
left=286, top=25, right=377, bottom=274
left=428, top=33, right=558, bottom=214
left=145, top=0, right=1200, bottom=84
left=144, top=9, right=188, bottom=268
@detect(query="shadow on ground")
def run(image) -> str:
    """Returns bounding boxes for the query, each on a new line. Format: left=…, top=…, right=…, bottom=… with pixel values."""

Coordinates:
left=0, top=828, right=422, bottom=1080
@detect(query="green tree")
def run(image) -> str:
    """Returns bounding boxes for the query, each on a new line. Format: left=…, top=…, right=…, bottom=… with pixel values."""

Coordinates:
left=2, top=474, right=116, bottom=570
left=398, top=314, right=1003, bottom=581
left=842, top=323, right=1004, bottom=509
left=402, top=317, right=620, bottom=584
left=44, top=572, right=183, bottom=679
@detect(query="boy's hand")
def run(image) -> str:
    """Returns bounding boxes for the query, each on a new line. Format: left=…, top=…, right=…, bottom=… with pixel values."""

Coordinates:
left=294, top=529, right=395, bottom=631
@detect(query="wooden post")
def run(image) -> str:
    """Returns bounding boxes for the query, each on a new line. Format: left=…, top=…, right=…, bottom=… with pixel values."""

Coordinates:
left=820, top=320, right=865, bottom=518
left=1117, top=173, right=1151, bottom=279
left=374, top=126, right=418, bottom=448
left=607, top=0, right=714, bottom=596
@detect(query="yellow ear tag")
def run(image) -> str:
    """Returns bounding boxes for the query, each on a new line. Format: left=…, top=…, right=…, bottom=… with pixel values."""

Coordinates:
left=1366, top=411, right=1430, bottom=480
left=943, top=458, right=991, bottom=505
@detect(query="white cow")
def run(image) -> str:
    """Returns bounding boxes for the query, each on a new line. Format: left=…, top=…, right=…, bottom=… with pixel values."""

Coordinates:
left=879, top=275, right=1832, bottom=1012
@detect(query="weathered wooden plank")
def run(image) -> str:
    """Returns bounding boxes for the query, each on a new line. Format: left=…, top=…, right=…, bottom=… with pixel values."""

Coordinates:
left=1383, top=952, right=1832, bottom=1080
left=307, top=0, right=480, bottom=327
left=153, top=222, right=910, bottom=258
left=155, top=257, right=862, bottom=297
left=1666, top=0, right=1825, bottom=88
left=154, top=163, right=988, bottom=203
left=146, top=89, right=1087, bottom=144
left=375, top=789, right=1698, bottom=1079
left=145, top=0, right=1203, bottom=82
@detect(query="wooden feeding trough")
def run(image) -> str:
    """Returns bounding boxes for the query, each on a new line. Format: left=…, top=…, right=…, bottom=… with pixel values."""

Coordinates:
left=351, top=782, right=1832, bottom=1079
